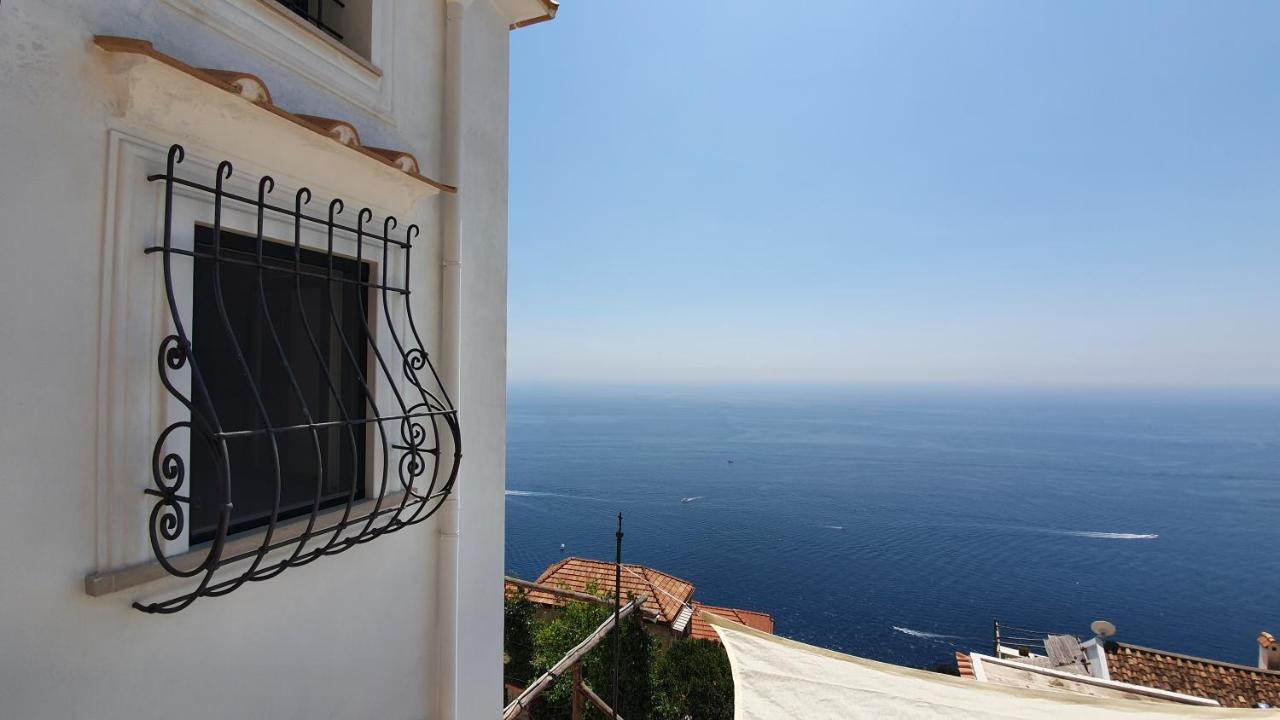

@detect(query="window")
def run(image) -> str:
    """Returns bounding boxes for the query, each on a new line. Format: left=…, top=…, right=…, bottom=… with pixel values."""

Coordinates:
left=120, top=144, right=461, bottom=614
left=274, top=0, right=374, bottom=61
left=188, top=225, right=369, bottom=543
left=279, top=0, right=347, bottom=44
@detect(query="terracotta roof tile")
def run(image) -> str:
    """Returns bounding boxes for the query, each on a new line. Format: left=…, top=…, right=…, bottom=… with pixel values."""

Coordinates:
left=199, top=69, right=273, bottom=105
left=956, top=652, right=976, bottom=679
left=294, top=115, right=362, bottom=147
left=528, top=557, right=694, bottom=625
left=363, top=147, right=420, bottom=175
left=1104, top=641, right=1280, bottom=708
left=690, top=603, right=774, bottom=643
left=92, top=36, right=455, bottom=194
left=1260, top=632, right=1277, bottom=651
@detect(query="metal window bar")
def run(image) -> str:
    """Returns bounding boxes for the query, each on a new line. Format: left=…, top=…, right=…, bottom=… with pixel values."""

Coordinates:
left=137, top=144, right=460, bottom=613
left=279, top=0, right=347, bottom=42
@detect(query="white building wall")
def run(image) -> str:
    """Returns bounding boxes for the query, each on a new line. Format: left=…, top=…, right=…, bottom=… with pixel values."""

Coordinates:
left=0, top=0, right=522, bottom=717
left=450, top=1, right=511, bottom=715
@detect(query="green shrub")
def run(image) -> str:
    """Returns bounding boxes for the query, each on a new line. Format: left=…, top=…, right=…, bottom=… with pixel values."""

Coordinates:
left=504, top=589, right=537, bottom=687
left=650, top=639, right=734, bottom=720
left=504, top=589, right=733, bottom=720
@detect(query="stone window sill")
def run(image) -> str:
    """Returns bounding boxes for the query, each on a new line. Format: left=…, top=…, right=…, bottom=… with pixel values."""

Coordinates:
left=85, top=491, right=407, bottom=597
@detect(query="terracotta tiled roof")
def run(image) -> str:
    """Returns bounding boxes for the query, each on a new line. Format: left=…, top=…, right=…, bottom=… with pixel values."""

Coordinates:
left=92, top=36, right=455, bottom=193
left=528, top=557, right=694, bottom=625
left=690, top=603, right=774, bottom=643
left=956, top=652, right=976, bottom=679
left=1104, top=642, right=1280, bottom=708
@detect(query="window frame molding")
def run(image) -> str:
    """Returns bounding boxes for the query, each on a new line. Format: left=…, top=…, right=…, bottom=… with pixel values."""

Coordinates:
left=157, top=0, right=394, bottom=122
left=91, top=130, right=449, bottom=603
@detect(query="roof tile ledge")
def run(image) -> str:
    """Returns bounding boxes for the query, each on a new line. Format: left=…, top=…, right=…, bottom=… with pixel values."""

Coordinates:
left=690, top=603, right=774, bottom=643
left=92, top=36, right=455, bottom=194
left=510, top=0, right=558, bottom=30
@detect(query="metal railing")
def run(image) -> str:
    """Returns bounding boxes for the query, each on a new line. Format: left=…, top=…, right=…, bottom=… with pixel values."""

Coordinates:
left=137, top=144, right=460, bottom=613
left=993, top=619, right=1080, bottom=657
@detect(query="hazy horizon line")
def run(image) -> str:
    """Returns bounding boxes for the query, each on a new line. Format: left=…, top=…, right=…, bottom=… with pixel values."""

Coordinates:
left=506, top=378, right=1280, bottom=393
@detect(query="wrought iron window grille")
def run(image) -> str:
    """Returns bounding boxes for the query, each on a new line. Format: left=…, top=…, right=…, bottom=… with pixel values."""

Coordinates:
left=139, top=144, right=460, bottom=613
left=279, top=0, right=347, bottom=42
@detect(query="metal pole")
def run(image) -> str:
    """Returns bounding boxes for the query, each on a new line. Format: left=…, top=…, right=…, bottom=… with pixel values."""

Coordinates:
left=612, top=513, right=623, bottom=720
left=993, top=619, right=1001, bottom=656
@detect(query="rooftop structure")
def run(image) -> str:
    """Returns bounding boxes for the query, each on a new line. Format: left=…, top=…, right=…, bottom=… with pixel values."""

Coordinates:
left=1104, top=641, right=1280, bottom=709
left=960, top=622, right=1280, bottom=708
left=529, top=556, right=695, bottom=625
left=509, top=556, right=773, bottom=644
left=691, top=603, right=775, bottom=642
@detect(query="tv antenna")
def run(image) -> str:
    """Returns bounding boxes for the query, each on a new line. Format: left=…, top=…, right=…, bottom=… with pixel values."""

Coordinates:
left=1090, top=620, right=1116, bottom=639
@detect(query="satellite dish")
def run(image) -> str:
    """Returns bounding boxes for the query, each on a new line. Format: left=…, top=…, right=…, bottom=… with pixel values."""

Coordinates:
left=1091, top=620, right=1116, bottom=639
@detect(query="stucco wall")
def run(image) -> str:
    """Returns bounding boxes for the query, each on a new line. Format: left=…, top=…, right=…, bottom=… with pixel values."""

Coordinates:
left=0, top=0, right=512, bottom=717
left=451, top=0, right=511, bottom=715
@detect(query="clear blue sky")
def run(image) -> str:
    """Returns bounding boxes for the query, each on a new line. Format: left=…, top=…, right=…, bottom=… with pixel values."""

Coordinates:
left=508, top=1, right=1279, bottom=387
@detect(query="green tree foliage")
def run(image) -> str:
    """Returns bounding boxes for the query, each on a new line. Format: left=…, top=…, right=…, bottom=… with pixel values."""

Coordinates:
left=650, top=639, right=734, bottom=720
left=504, top=589, right=537, bottom=687
left=504, top=591, right=734, bottom=720
left=581, top=611, right=654, bottom=720
left=530, top=597, right=611, bottom=714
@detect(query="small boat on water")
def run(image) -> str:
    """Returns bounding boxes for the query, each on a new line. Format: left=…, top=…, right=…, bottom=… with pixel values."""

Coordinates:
left=559, top=543, right=566, bottom=552
left=727, top=459, right=735, bottom=464
left=680, top=496, right=703, bottom=504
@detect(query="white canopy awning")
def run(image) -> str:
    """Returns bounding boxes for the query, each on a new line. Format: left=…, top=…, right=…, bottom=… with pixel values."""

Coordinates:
left=704, top=613, right=1272, bottom=719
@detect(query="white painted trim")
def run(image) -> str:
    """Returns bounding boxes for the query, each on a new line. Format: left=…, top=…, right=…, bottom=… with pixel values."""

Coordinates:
left=970, top=654, right=989, bottom=682
left=1080, top=637, right=1111, bottom=680
left=434, top=3, right=464, bottom=717
left=157, top=0, right=395, bottom=122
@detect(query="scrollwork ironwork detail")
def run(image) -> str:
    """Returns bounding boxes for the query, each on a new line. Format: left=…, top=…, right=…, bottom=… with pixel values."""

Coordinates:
left=135, top=144, right=461, bottom=613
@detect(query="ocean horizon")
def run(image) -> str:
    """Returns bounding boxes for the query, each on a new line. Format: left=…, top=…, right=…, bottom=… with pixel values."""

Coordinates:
left=504, top=383, right=1280, bottom=669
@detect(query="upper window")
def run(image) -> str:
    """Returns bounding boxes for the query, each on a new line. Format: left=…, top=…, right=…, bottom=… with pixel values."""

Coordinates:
left=275, top=0, right=373, bottom=61
left=189, top=225, right=369, bottom=544
left=279, top=0, right=345, bottom=43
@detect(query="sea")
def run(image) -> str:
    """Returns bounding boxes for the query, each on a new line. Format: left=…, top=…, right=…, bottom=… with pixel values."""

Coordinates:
left=503, top=384, right=1280, bottom=669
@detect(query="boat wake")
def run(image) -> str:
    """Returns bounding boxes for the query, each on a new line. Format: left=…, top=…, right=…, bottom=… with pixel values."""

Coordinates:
left=999, top=524, right=1159, bottom=540
left=893, top=626, right=961, bottom=640
left=505, top=489, right=608, bottom=502
left=681, top=496, right=704, bottom=504
left=1054, top=530, right=1159, bottom=540
left=821, top=525, right=846, bottom=531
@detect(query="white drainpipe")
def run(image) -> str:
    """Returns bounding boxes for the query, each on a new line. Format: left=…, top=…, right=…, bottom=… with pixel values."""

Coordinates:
left=435, top=1, right=464, bottom=719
